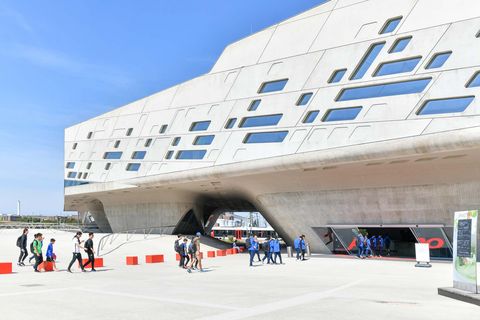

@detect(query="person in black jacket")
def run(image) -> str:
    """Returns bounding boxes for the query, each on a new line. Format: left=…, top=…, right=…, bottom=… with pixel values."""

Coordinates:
left=82, top=233, right=96, bottom=272
left=17, top=228, right=29, bottom=266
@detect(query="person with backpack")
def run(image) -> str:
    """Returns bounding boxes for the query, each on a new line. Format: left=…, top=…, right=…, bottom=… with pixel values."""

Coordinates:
left=174, top=235, right=183, bottom=268
left=247, top=234, right=258, bottom=267
left=17, top=228, right=29, bottom=266
left=33, top=233, right=44, bottom=272
left=293, top=235, right=301, bottom=261
left=187, top=237, right=197, bottom=271
left=261, top=236, right=271, bottom=264
left=68, top=231, right=85, bottom=273
left=272, top=237, right=282, bottom=264
left=28, top=233, right=37, bottom=264
left=254, top=235, right=261, bottom=262
left=82, top=233, right=96, bottom=272
left=180, top=238, right=189, bottom=269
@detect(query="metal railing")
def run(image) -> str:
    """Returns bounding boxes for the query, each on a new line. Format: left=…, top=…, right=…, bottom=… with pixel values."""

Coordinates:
left=96, top=225, right=175, bottom=257
left=0, top=222, right=80, bottom=231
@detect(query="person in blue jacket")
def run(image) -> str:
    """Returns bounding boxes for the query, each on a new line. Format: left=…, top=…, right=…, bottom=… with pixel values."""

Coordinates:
left=293, top=236, right=301, bottom=260
left=46, top=238, right=58, bottom=271
left=248, top=235, right=258, bottom=267
left=272, top=237, right=282, bottom=264
left=300, top=235, right=307, bottom=261
left=371, top=235, right=377, bottom=256
left=364, top=234, right=372, bottom=257
left=356, top=233, right=365, bottom=258
left=376, top=235, right=384, bottom=257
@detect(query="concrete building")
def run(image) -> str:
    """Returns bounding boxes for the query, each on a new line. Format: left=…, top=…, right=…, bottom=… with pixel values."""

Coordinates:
left=65, top=0, right=480, bottom=257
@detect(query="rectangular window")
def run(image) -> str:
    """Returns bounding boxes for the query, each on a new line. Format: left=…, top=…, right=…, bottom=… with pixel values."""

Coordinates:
left=172, top=137, right=181, bottom=146
left=86, top=162, right=92, bottom=170
left=132, top=151, right=146, bottom=159
left=160, top=124, right=168, bottom=134
left=126, top=163, right=141, bottom=171
left=67, top=172, right=77, bottom=178
left=105, top=163, right=111, bottom=170
left=225, top=118, right=237, bottom=129
left=194, top=135, right=215, bottom=145
left=389, top=36, right=412, bottom=53
left=336, top=78, right=431, bottom=101
left=373, top=57, right=421, bottom=77
left=176, top=150, right=207, bottom=160
left=248, top=99, right=261, bottom=111
left=380, top=17, right=402, bottom=34
left=126, top=128, right=133, bottom=136
left=350, top=42, right=385, bottom=80
left=303, top=110, right=320, bottom=123
left=103, top=152, right=123, bottom=159
left=239, top=114, right=282, bottom=128
left=466, top=71, right=480, bottom=88
left=82, top=172, right=88, bottom=179
left=190, top=121, right=211, bottom=131
left=258, top=79, right=288, bottom=93
left=66, top=162, right=75, bottom=169
left=426, top=51, right=452, bottom=69
left=72, top=143, right=77, bottom=150
left=114, top=140, right=120, bottom=148
left=328, top=69, right=347, bottom=83
left=165, top=150, right=174, bottom=160
left=297, top=93, right=313, bottom=106
left=145, top=138, right=152, bottom=147
left=417, top=96, right=475, bottom=115
left=87, top=132, right=93, bottom=139
left=243, top=131, right=288, bottom=144
left=323, top=107, right=362, bottom=122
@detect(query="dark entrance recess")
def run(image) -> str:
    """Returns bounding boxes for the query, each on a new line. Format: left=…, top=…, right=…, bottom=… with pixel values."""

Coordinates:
left=172, top=210, right=203, bottom=235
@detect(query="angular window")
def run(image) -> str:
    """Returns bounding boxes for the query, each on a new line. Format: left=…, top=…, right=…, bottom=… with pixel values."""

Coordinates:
left=194, top=135, right=215, bottom=145
left=243, top=131, right=288, bottom=144
left=176, top=150, right=207, bottom=160
left=126, top=128, right=133, bottom=136
left=160, top=124, right=168, bottom=134
left=389, top=36, right=412, bottom=53
left=225, top=118, right=237, bottom=129
left=172, top=137, right=181, bottom=146
left=417, top=96, right=475, bottom=115
left=190, top=121, right=211, bottom=131
left=248, top=99, right=261, bottom=111
left=67, top=172, right=77, bottom=178
left=239, top=114, right=282, bottom=128
left=77, top=172, right=82, bottom=178
left=132, top=151, right=146, bottom=159
left=297, top=93, right=313, bottom=106
left=476, top=29, right=480, bottom=38
left=425, top=51, right=452, bottom=69
left=165, top=150, right=174, bottom=160
left=323, top=107, right=362, bottom=122
left=126, top=163, right=141, bottom=171
left=258, top=79, right=288, bottom=93
left=303, top=110, right=320, bottom=123
left=114, top=140, right=120, bottom=148
left=380, top=17, right=402, bottom=34
left=103, top=152, right=123, bottom=159
left=105, top=163, right=111, bottom=170
left=328, top=69, right=347, bottom=84
left=145, top=138, right=152, bottom=147
left=66, top=162, right=75, bottom=169
left=72, top=143, right=78, bottom=150
left=82, top=172, right=88, bottom=179
left=466, top=71, right=480, bottom=88
left=350, top=42, right=385, bottom=80
left=373, top=57, right=421, bottom=77
left=87, top=132, right=93, bottom=139
left=86, top=162, right=92, bottom=170
left=336, top=78, right=431, bottom=101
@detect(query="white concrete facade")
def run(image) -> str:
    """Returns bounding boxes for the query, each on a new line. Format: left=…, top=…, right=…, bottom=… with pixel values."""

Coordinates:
left=65, top=0, right=480, bottom=253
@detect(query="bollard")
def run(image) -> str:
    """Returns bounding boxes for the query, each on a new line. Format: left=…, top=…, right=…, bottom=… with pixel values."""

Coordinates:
left=287, top=246, right=293, bottom=258
left=306, top=243, right=311, bottom=257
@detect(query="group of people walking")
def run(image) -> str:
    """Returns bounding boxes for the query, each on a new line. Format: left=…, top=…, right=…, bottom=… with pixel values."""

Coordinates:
left=247, top=235, right=284, bottom=266
left=16, top=228, right=97, bottom=272
left=293, top=235, right=308, bottom=261
left=356, top=232, right=391, bottom=258
left=174, top=232, right=204, bottom=273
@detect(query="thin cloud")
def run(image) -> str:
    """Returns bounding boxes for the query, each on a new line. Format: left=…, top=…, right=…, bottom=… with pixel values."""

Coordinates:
left=0, top=8, right=34, bottom=33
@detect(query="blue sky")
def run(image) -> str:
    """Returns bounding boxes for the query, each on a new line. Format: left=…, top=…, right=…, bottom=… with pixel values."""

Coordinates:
left=0, top=0, right=324, bottom=215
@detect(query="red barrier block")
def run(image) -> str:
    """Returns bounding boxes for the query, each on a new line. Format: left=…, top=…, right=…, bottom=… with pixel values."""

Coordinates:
left=146, top=255, right=164, bottom=263
left=216, top=250, right=226, bottom=256
left=207, top=251, right=216, bottom=258
left=239, top=247, right=245, bottom=253
left=126, top=256, right=138, bottom=265
left=0, top=262, right=12, bottom=274
left=231, top=249, right=238, bottom=255
left=81, top=258, right=104, bottom=268
left=176, top=253, right=180, bottom=261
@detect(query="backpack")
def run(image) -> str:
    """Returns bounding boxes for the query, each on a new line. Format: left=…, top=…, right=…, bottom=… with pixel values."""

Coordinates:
left=188, top=242, right=196, bottom=254
left=30, top=241, right=35, bottom=253
left=16, top=236, right=22, bottom=248
left=174, top=239, right=180, bottom=253
left=245, top=238, right=251, bottom=249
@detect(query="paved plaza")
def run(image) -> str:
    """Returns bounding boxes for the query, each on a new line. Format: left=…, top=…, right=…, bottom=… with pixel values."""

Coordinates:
left=0, top=229, right=477, bottom=319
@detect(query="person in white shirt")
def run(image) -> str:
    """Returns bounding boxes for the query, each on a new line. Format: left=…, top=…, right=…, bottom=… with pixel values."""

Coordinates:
left=67, top=231, right=85, bottom=273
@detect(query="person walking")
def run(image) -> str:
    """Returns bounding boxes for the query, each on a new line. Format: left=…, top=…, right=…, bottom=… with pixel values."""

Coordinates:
left=68, top=231, right=85, bottom=273
left=364, top=234, right=372, bottom=257
left=28, top=234, right=37, bottom=264
left=174, top=234, right=183, bottom=268
left=33, top=233, right=44, bottom=272
left=383, top=234, right=391, bottom=256
left=356, top=232, right=365, bottom=259
left=82, top=233, right=96, bottom=272
left=194, top=232, right=203, bottom=272
left=300, top=235, right=307, bottom=261
left=180, top=238, right=189, bottom=268
left=46, top=238, right=58, bottom=271
left=17, top=228, right=29, bottom=266
left=272, top=237, right=283, bottom=264
left=248, top=234, right=258, bottom=267
left=254, top=236, right=261, bottom=262
left=371, top=235, right=378, bottom=257
left=187, top=237, right=197, bottom=270
left=293, top=235, right=301, bottom=261
left=261, top=237, right=271, bottom=264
